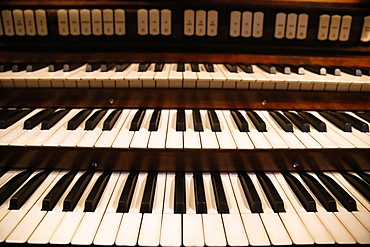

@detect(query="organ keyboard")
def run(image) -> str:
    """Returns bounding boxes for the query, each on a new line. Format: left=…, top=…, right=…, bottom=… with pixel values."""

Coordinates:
left=1, top=0, right=370, bottom=246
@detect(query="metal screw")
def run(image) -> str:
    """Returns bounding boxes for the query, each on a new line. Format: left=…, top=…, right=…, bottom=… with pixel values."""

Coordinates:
left=262, top=100, right=267, bottom=106
left=292, top=162, right=299, bottom=168
left=91, top=162, right=98, bottom=168
left=109, top=98, right=114, bottom=104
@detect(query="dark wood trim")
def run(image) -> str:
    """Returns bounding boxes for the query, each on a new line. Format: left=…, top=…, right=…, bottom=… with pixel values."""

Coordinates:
left=0, top=146, right=368, bottom=172
left=0, top=88, right=369, bottom=111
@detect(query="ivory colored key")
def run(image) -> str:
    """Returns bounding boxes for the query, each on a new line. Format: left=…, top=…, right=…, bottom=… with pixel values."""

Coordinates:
left=0, top=171, right=56, bottom=242
left=199, top=110, right=219, bottom=149
left=214, top=110, right=237, bottom=149
left=4, top=171, right=60, bottom=244
left=139, top=63, right=156, bottom=88
left=111, top=109, right=137, bottom=148
left=184, top=109, right=201, bottom=149
left=291, top=172, right=356, bottom=244
left=166, top=109, right=183, bottom=149
left=130, top=109, right=154, bottom=148
left=148, top=110, right=169, bottom=149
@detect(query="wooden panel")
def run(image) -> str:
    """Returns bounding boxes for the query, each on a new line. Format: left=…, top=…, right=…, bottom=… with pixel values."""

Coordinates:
left=0, top=89, right=369, bottom=111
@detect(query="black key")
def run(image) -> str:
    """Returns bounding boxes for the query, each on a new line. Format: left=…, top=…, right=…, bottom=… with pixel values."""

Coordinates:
left=0, top=109, right=32, bottom=129
left=300, top=173, right=337, bottom=212
left=231, top=110, right=248, bottom=132
left=288, top=65, right=305, bottom=75
left=356, top=171, right=370, bottom=185
left=319, top=111, right=351, bottom=132
left=149, top=109, right=161, bottom=131
left=297, top=111, right=326, bottom=132
left=67, top=109, right=93, bottom=130
left=138, top=63, right=151, bottom=72
left=115, top=63, right=130, bottom=72
left=26, top=63, right=48, bottom=72
left=258, top=64, right=276, bottom=74
left=176, top=109, right=186, bottom=131
left=24, top=109, right=55, bottom=129
left=117, top=171, right=139, bottom=213
left=282, top=172, right=316, bottom=212
left=238, top=172, right=263, bottom=213
left=247, top=111, right=266, bottom=132
left=192, top=109, right=203, bottom=132
left=356, top=112, right=370, bottom=123
left=154, top=63, right=164, bottom=72
left=211, top=172, right=229, bottom=214
left=85, top=63, right=101, bottom=72
left=41, top=109, right=70, bottom=130
left=191, top=63, right=200, bottom=72
left=335, top=112, right=368, bottom=132
left=63, top=171, right=94, bottom=211
left=0, top=170, right=33, bottom=206
left=130, top=109, right=146, bottom=131
left=205, top=63, right=214, bottom=73
left=177, top=63, right=185, bottom=72
left=283, top=111, right=310, bottom=132
left=174, top=171, right=186, bottom=214
left=48, top=63, right=64, bottom=72
left=42, top=171, right=77, bottom=211
left=103, top=110, right=122, bottom=130
left=85, top=171, right=112, bottom=212
left=326, top=67, right=341, bottom=76
left=224, top=64, right=238, bottom=73
left=10, top=171, right=50, bottom=210
left=359, top=67, right=370, bottom=76
left=274, top=64, right=291, bottom=74
left=269, top=111, right=293, bottom=132
left=12, top=63, right=27, bottom=72
left=256, top=172, right=285, bottom=213
left=63, top=63, right=84, bottom=72
left=315, top=172, right=357, bottom=211
left=208, top=110, right=221, bottom=132
left=238, top=64, right=253, bottom=73
left=194, top=172, right=207, bottom=214
left=0, top=63, right=12, bottom=72
left=85, top=110, right=107, bottom=130
left=340, top=172, right=370, bottom=201
left=0, top=168, right=9, bottom=178
left=100, top=63, right=116, bottom=72
left=140, top=172, right=158, bottom=213
left=304, top=65, right=326, bottom=75
left=339, top=67, right=362, bottom=76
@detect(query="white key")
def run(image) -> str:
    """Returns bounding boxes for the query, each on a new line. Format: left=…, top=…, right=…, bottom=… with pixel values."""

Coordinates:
left=0, top=170, right=56, bottom=242
left=27, top=109, right=79, bottom=146
left=148, top=109, right=169, bottom=149
left=28, top=171, right=86, bottom=244
left=138, top=214, right=162, bottom=246
left=222, top=110, right=255, bottom=149
left=217, top=64, right=241, bottom=89
left=228, top=173, right=270, bottom=245
left=266, top=173, right=314, bottom=245
left=50, top=172, right=102, bottom=244
left=236, top=67, right=255, bottom=89
left=273, top=172, right=335, bottom=244
left=249, top=173, right=292, bottom=245
left=183, top=63, right=197, bottom=88
left=185, top=172, right=196, bottom=214
left=184, top=109, right=201, bottom=149
left=168, top=63, right=183, bottom=88
left=253, top=111, right=289, bottom=149
left=209, top=64, right=226, bottom=88
left=116, top=213, right=142, bottom=246
left=77, top=109, right=114, bottom=147
left=154, top=63, right=170, bottom=88
left=163, top=172, right=175, bottom=214
left=109, top=63, right=135, bottom=88
left=291, top=172, right=356, bottom=244
left=139, top=63, right=156, bottom=88
left=239, top=110, right=272, bottom=149
left=197, top=64, right=211, bottom=88
left=93, top=212, right=121, bottom=245
left=112, top=109, right=136, bottom=148
left=199, top=110, right=219, bottom=149
left=183, top=214, right=204, bottom=246
left=203, top=172, right=218, bottom=214
left=95, top=109, right=130, bottom=148
left=160, top=214, right=182, bottom=247
left=130, top=109, right=154, bottom=149
left=71, top=172, right=120, bottom=245
left=214, top=110, right=237, bottom=149
left=260, top=111, right=305, bottom=149
left=203, top=214, right=227, bottom=246
left=166, top=109, right=183, bottom=149
left=307, top=172, right=370, bottom=244
left=125, top=63, right=142, bottom=88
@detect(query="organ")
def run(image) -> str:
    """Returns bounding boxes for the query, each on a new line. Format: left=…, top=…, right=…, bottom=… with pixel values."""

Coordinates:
left=0, top=0, right=369, bottom=246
